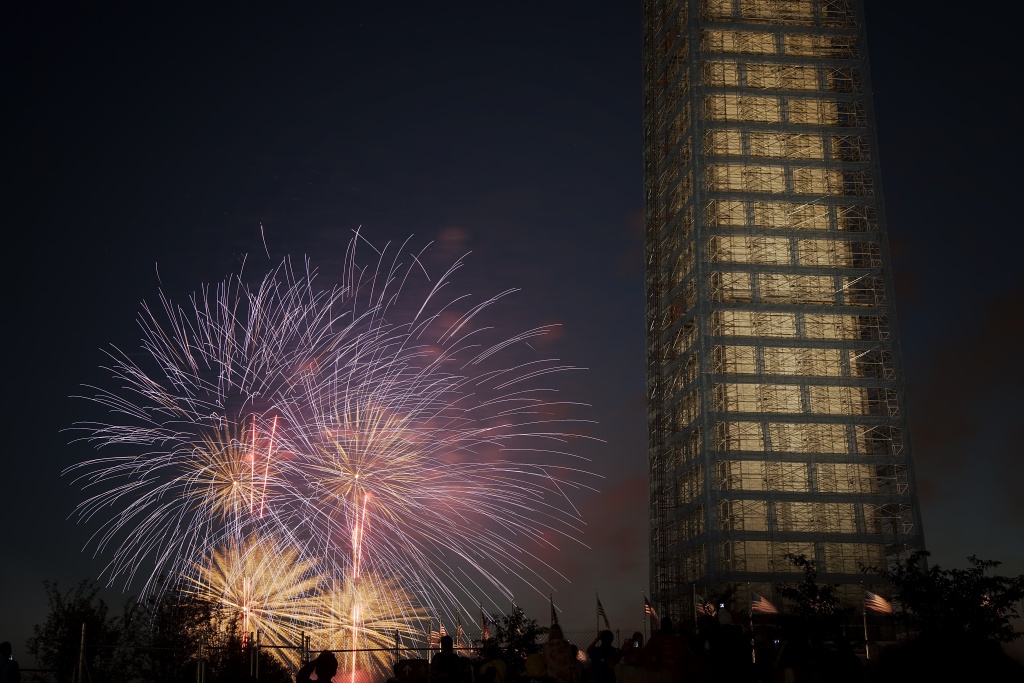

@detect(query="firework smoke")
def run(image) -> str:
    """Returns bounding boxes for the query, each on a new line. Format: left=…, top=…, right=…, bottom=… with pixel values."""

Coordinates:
left=67, top=233, right=593, bottom=671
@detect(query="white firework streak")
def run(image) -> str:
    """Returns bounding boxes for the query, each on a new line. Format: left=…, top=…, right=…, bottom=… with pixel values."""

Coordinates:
left=67, top=233, right=597, bottom=648
left=185, top=534, right=321, bottom=665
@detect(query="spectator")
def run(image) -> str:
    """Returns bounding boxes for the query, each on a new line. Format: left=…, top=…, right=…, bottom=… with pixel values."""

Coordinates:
left=431, top=635, right=464, bottom=683
left=297, top=650, right=337, bottom=683
left=643, top=618, right=690, bottom=683
left=0, top=643, right=20, bottom=683
left=543, top=625, right=575, bottom=683
left=478, top=642, right=507, bottom=683
left=586, top=630, right=618, bottom=683
left=614, top=636, right=645, bottom=683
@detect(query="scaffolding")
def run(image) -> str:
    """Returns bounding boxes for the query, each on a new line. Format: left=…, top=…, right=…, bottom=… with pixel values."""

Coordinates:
left=643, top=0, right=924, bottom=623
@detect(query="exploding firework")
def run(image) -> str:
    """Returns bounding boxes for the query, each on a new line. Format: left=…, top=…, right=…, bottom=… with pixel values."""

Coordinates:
left=313, top=571, right=428, bottom=679
left=68, top=233, right=593, bottom=660
left=186, top=534, right=321, bottom=663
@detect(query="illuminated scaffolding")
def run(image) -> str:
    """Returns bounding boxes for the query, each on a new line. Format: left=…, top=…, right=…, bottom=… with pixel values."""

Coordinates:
left=643, top=0, right=925, bottom=619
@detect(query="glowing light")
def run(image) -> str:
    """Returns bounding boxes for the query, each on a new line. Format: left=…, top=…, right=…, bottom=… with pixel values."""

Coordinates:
left=186, top=535, right=320, bottom=668
left=67, top=233, right=593, bottom=658
left=313, top=571, right=427, bottom=681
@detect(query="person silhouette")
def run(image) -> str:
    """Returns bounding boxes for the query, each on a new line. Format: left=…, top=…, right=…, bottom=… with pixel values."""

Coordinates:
left=431, top=635, right=464, bottom=683
left=586, top=630, right=617, bottom=683
left=0, top=643, right=20, bottom=683
left=643, top=617, right=690, bottom=683
left=297, top=650, right=338, bottom=683
left=478, top=642, right=507, bottom=683
left=614, top=635, right=645, bottom=683
left=543, top=625, right=575, bottom=683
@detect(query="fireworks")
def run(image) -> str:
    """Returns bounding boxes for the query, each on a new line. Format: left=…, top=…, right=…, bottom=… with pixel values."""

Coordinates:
left=313, top=570, right=428, bottom=675
left=186, top=534, right=321, bottom=664
left=68, top=233, right=592, bottom=673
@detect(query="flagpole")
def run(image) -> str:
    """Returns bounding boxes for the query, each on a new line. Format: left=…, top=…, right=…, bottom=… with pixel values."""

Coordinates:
left=747, top=583, right=755, bottom=665
left=642, top=587, right=647, bottom=641
left=480, top=601, right=491, bottom=642
left=595, top=590, right=599, bottom=633
left=692, top=583, right=698, bottom=636
left=747, top=582, right=752, bottom=623
left=862, top=583, right=870, bottom=661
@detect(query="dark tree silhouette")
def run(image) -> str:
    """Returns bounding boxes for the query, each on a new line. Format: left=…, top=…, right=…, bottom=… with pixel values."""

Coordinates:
left=867, top=550, right=1024, bottom=643
left=771, top=554, right=862, bottom=683
left=27, top=580, right=141, bottom=683
left=776, top=553, right=845, bottom=618
left=475, top=609, right=546, bottom=681
left=28, top=579, right=293, bottom=683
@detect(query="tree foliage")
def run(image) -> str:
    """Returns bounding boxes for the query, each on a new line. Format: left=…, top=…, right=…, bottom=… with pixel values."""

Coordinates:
left=869, top=550, right=1024, bottom=643
left=776, top=553, right=846, bottom=618
left=475, top=610, right=546, bottom=676
left=773, top=553, right=857, bottom=655
left=140, top=592, right=218, bottom=682
left=27, top=580, right=291, bottom=683
left=27, top=580, right=137, bottom=683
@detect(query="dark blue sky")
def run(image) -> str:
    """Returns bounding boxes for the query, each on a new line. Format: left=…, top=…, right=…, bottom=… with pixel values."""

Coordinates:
left=3, top=2, right=1021, bottom=665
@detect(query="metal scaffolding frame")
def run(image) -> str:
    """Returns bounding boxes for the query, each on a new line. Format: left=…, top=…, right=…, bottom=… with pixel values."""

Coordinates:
left=643, top=0, right=925, bottom=623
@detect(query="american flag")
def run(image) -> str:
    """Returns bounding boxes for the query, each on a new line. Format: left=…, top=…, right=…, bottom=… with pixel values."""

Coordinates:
left=480, top=608, right=491, bottom=640
left=695, top=594, right=717, bottom=617
left=597, top=596, right=610, bottom=630
left=750, top=592, right=778, bottom=614
left=644, top=596, right=659, bottom=621
left=864, top=590, right=893, bottom=614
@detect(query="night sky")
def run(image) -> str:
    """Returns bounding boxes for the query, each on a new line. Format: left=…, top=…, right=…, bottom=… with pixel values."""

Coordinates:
left=3, top=2, right=1021, bottom=666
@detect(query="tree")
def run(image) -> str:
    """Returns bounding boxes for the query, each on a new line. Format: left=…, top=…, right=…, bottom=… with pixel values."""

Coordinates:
left=772, top=556, right=863, bottom=681
left=869, top=550, right=1024, bottom=643
left=27, top=580, right=139, bottom=683
left=475, top=610, right=546, bottom=679
left=28, top=579, right=293, bottom=683
left=136, top=590, right=293, bottom=683
left=774, top=555, right=857, bottom=650
left=198, top=616, right=292, bottom=683
left=776, top=553, right=845, bottom=619
left=137, top=592, right=220, bottom=683
left=864, top=553, right=1024, bottom=680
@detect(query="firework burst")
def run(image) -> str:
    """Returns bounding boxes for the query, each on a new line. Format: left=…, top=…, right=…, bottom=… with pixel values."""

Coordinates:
left=186, top=534, right=321, bottom=662
left=314, top=570, right=428, bottom=678
left=68, top=233, right=594, bottom=658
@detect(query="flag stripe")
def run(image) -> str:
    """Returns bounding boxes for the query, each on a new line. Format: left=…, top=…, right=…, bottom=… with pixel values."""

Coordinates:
left=864, top=590, right=893, bottom=614
left=750, top=592, right=778, bottom=614
left=644, top=596, right=659, bottom=620
left=597, top=597, right=610, bottom=629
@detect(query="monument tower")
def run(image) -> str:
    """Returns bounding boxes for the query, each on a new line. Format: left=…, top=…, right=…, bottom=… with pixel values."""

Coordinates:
left=643, top=0, right=925, bottom=617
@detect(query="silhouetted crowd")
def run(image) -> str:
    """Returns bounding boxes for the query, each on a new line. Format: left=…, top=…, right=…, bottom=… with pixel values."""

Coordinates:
left=409, top=616, right=1024, bottom=683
